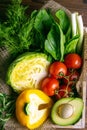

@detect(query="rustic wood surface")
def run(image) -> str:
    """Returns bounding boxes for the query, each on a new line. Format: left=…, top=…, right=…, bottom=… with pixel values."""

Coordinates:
left=0, top=0, right=87, bottom=130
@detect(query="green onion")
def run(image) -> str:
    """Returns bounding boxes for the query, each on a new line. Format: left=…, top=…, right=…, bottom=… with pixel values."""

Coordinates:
left=71, top=12, right=83, bottom=54
left=71, top=12, right=78, bottom=37
left=76, top=15, right=84, bottom=54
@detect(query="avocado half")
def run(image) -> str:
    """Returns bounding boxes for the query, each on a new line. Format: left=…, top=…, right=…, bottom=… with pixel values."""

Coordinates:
left=51, top=97, right=83, bottom=126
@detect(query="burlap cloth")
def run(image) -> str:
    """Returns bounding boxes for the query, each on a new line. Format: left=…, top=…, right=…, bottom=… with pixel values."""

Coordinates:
left=0, top=0, right=87, bottom=129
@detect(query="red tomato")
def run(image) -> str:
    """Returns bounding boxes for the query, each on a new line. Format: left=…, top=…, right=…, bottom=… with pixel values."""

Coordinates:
left=49, top=62, right=67, bottom=79
left=55, top=85, right=72, bottom=99
left=41, top=77, right=59, bottom=96
left=63, top=70, right=80, bottom=85
left=64, top=53, right=82, bottom=69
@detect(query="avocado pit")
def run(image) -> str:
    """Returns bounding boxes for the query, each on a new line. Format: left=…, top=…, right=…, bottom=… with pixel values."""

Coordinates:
left=57, top=103, right=74, bottom=119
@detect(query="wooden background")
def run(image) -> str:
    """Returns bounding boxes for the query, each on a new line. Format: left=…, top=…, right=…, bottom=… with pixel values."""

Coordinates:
left=0, top=0, right=87, bottom=130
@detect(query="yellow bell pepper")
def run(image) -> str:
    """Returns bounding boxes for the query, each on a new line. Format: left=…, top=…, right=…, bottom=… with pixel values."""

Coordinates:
left=16, top=89, right=53, bottom=129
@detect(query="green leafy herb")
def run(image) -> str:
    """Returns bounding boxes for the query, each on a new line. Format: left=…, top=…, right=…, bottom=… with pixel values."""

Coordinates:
left=0, top=0, right=30, bottom=57
left=0, top=92, right=17, bottom=130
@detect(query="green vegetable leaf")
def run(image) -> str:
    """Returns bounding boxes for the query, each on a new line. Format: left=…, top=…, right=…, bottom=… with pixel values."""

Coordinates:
left=58, top=24, right=65, bottom=61
left=45, top=23, right=65, bottom=61
left=34, top=9, right=53, bottom=36
left=34, top=9, right=54, bottom=50
left=55, top=9, right=70, bottom=34
left=65, top=24, right=72, bottom=41
left=65, top=35, right=79, bottom=54
left=45, top=25, right=58, bottom=60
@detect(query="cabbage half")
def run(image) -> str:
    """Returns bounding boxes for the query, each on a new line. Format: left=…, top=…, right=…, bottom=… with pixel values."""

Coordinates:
left=6, top=52, right=50, bottom=92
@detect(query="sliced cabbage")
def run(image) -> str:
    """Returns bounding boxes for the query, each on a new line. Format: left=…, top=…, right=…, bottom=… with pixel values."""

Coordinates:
left=6, top=52, right=50, bottom=92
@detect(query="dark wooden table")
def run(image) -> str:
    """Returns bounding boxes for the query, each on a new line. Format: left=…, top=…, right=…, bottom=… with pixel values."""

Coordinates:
left=0, top=0, right=87, bottom=130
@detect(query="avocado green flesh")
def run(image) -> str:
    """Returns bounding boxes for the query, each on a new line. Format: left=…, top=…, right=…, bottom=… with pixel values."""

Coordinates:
left=51, top=97, right=83, bottom=126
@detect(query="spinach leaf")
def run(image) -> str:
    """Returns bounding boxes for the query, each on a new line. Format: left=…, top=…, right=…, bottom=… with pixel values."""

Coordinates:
left=34, top=9, right=53, bottom=36
left=34, top=9, right=54, bottom=49
left=45, top=23, right=65, bottom=61
left=65, top=24, right=72, bottom=41
left=65, top=35, right=79, bottom=54
left=55, top=9, right=70, bottom=34
left=45, top=25, right=58, bottom=60
left=58, top=24, right=65, bottom=61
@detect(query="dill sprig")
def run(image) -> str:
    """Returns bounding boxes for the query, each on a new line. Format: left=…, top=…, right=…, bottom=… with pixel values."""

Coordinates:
left=0, top=0, right=31, bottom=58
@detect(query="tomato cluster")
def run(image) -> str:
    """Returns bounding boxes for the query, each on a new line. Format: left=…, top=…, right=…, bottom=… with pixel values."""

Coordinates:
left=41, top=53, right=82, bottom=100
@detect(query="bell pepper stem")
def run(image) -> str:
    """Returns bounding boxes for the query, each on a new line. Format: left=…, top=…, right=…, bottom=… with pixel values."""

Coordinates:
left=38, top=103, right=52, bottom=110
